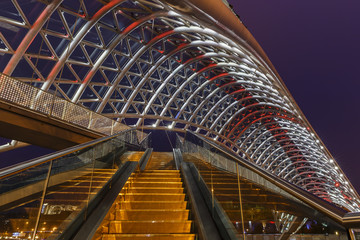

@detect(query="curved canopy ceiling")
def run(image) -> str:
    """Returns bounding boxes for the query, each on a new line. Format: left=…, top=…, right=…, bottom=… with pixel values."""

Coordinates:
left=0, top=0, right=359, bottom=211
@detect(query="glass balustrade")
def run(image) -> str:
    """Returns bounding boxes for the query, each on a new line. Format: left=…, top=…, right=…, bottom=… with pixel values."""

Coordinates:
left=0, top=129, right=148, bottom=240
left=178, top=132, right=349, bottom=240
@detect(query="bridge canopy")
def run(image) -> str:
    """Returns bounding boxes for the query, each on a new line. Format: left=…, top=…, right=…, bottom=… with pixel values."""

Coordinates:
left=0, top=0, right=359, bottom=211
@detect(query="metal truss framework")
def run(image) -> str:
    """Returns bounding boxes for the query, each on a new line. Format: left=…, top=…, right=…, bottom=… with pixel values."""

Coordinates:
left=0, top=0, right=359, bottom=211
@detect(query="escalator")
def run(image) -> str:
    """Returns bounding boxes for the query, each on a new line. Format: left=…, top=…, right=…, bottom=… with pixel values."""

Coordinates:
left=1, top=131, right=214, bottom=240
left=5, top=128, right=347, bottom=240
left=96, top=152, right=195, bottom=239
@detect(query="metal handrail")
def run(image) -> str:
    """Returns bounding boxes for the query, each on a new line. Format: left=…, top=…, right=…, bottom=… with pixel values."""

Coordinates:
left=0, top=128, right=145, bottom=179
left=182, top=130, right=357, bottom=225
left=181, top=160, right=238, bottom=239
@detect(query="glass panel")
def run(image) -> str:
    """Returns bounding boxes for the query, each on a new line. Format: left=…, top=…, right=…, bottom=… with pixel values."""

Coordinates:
left=0, top=161, right=51, bottom=239
left=0, top=129, right=148, bottom=240
left=35, top=135, right=128, bottom=239
left=179, top=132, right=349, bottom=240
left=34, top=149, right=95, bottom=239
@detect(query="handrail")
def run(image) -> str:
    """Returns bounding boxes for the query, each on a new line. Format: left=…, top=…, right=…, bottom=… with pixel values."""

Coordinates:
left=173, top=148, right=183, bottom=170
left=181, top=160, right=238, bottom=240
left=181, top=130, right=359, bottom=226
left=0, top=128, right=145, bottom=179
left=139, top=148, right=153, bottom=171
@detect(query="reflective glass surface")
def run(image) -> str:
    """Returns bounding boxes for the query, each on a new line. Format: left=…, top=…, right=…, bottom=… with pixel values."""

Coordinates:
left=0, top=129, right=146, bottom=239
left=179, top=133, right=349, bottom=239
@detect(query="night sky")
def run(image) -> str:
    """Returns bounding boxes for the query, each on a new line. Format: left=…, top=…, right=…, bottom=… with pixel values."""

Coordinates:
left=227, top=0, right=360, bottom=192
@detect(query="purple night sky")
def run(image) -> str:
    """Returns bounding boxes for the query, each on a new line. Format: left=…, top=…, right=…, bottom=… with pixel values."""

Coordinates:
left=227, top=0, right=360, bottom=192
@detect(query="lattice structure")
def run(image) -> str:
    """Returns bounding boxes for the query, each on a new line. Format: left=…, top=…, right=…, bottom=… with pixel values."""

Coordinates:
left=0, top=0, right=359, bottom=211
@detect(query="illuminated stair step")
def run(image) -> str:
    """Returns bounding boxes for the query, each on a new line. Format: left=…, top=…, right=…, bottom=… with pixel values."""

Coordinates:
left=50, top=185, right=104, bottom=191
left=131, top=182, right=183, bottom=188
left=46, top=191, right=98, bottom=196
left=74, top=176, right=114, bottom=181
left=201, top=178, right=242, bottom=183
left=138, top=170, right=180, bottom=173
left=225, top=208, right=294, bottom=219
left=115, top=209, right=190, bottom=220
left=135, top=173, right=181, bottom=178
left=206, top=182, right=250, bottom=187
left=81, top=169, right=118, bottom=173
left=96, top=164, right=194, bottom=239
left=101, top=233, right=195, bottom=240
left=109, top=220, right=192, bottom=234
left=42, top=199, right=86, bottom=204
left=118, top=201, right=188, bottom=210
left=211, top=189, right=262, bottom=195
left=132, top=177, right=182, bottom=182
left=67, top=179, right=108, bottom=183
left=220, top=201, right=291, bottom=209
left=216, top=195, right=282, bottom=202
left=121, top=193, right=185, bottom=201
left=200, top=172, right=237, bottom=176
left=126, top=187, right=184, bottom=194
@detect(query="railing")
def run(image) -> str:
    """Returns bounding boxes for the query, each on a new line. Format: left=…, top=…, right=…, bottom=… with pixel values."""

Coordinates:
left=177, top=133, right=299, bottom=203
left=0, top=129, right=149, bottom=240
left=0, top=73, right=129, bottom=136
left=177, top=131, right=352, bottom=239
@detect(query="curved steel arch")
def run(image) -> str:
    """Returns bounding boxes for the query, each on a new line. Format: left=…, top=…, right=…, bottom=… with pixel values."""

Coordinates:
left=0, top=0, right=359, bottom=211
left=249, top=126, right=326, bottom=159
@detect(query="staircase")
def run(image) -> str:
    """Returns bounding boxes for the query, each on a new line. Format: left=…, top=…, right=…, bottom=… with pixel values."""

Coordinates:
left=99, top=153, right=195, bottom=240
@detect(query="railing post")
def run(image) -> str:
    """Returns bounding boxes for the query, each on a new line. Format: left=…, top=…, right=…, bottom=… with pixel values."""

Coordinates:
left=236, top=164, right=246, bottom=240
left=111, top=121, right=114, bottom=135
left=30, top=87, right=37, bottom=110
left=88, top=111, right=93, bottom=129
left=32, top=160, right=53, bottom=240
left=62, top=101, right=67, bottom=120
left=49, top=91, right=56, bottom=117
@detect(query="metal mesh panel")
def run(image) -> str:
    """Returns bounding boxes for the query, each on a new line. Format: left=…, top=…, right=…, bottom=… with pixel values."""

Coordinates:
left=0, top=73, right=130, bottom=135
